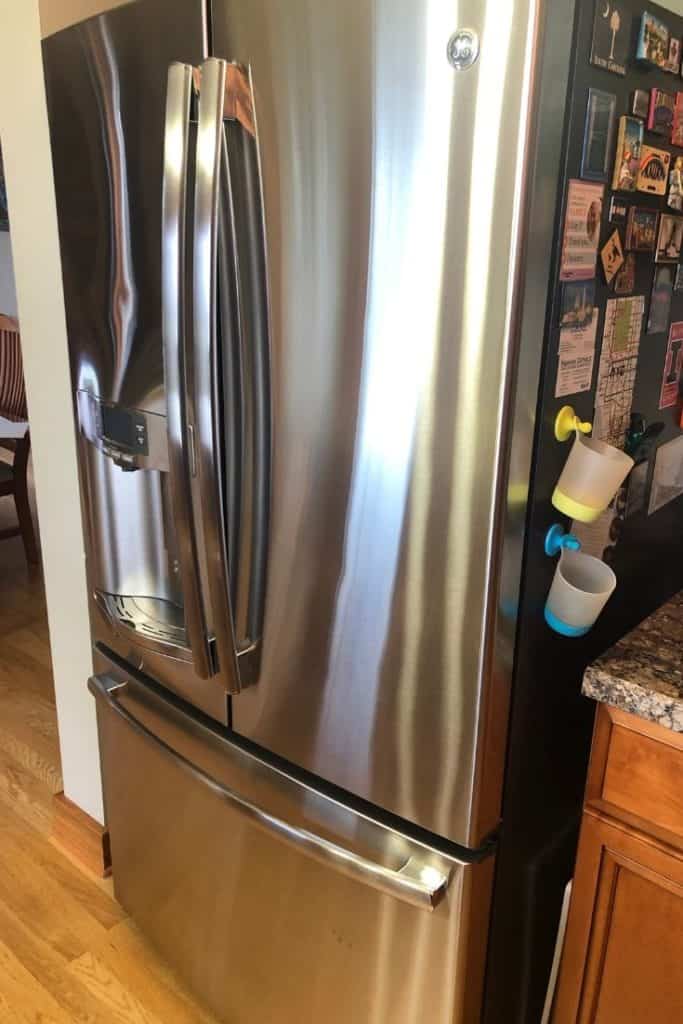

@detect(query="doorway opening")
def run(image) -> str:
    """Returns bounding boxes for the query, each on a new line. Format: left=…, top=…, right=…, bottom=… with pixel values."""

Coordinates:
left=0, top=146, right=63, bottom=836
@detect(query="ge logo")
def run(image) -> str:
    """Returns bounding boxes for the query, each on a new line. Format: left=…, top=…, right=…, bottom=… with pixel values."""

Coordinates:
left=447, top=29, right=480, bottom=70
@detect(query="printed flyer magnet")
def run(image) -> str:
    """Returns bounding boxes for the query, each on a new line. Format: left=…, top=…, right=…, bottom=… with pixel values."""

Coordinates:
left=594, top=296, right=644, bottom=448
left=659, top=321, right=683, bottom=408
left=672, top=93, right=683, bottom=147
left=625, top=206, right=658, bottom=251
left=647, top=88, right=675, bottom=138
left=637, top=145, right=671, bottom=195
left=612, top=116, right=643, bottom=192
left=590, top=2, right=629, bottom=75
left=636, top=11, right=670, bottom=69
left=581, top=89, right=616, bottom=182
left=560, top=280, right=596, bottom=329
left=555, top=311, right=599, bottom=398
left=668, top=156, right=683, bottom=211
left=601, top=229, right=624, bottom=284
left=656, top=213, right=683, bottom=262
left=614, top=252, right=636, bottom=294
left=667, top=36, right=682, bottom=74
left=608, top=197, right=628, bottom=224
left=632, top=88, right=650, bottom=120
left=560, top=180, right=603, bottom=281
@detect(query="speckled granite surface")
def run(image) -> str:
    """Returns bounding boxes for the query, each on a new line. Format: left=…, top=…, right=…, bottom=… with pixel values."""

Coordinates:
left=582, top=591, right=683, bottom=733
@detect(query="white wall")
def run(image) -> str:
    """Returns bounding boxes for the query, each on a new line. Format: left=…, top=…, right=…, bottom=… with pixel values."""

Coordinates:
left=39, top=0, right=133, bottom=38
left=0, top=0, right=103, bottom=824
left=0, top=233, right=17, bottom=318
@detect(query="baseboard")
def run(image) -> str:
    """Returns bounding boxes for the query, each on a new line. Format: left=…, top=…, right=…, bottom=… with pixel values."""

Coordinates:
left=51, top=792, right=112, bottom=878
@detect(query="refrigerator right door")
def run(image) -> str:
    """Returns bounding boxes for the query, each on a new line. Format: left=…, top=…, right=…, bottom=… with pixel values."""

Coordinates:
left=211, top=0, right=544, bottom=846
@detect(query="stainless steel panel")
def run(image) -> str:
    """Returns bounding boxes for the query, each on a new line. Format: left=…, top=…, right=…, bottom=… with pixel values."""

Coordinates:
left=43, top=0, right=206, bottom=414
left=93, top=668, right=490, bottom=1022
left=79, top=435, right=180, bottom=605
left=92, top=673, right=452, bottom=908
left=213, top=0, right=545, bottom=844
left=42, top=1, right=224, bottom=717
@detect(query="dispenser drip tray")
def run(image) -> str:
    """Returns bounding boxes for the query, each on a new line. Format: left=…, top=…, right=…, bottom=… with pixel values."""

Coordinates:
left=95, top=591, right=190, bottom=655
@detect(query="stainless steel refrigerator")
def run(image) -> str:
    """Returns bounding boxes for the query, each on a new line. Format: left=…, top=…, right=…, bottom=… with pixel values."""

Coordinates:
left=42, top=0, right=576, bottom=1020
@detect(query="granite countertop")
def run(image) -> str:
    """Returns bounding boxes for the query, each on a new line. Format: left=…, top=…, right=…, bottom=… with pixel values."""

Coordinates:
left=582, top=591, right=683, bottom=733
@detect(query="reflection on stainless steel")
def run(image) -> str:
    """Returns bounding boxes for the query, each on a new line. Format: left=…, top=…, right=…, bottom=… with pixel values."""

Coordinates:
left=162, top=62, right=212, bottom=680
left=214, top=0, right=542, bottom=846
left=41, top=2, right=221, bottom=716
left=91, top=662, right=486, bottom=1022
left=91, top=672, right=453, bottom=909
left=43, top=0, right=205, bottom=416
left=82, top=17, right=137, bottom=403
left=81, top=435, right=180, bottom=604
left=225, top=63, right=256, bottom=135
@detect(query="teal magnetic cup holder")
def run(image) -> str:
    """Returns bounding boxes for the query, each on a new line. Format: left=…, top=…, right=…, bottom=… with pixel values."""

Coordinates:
left=543, top=525, right=586, bottom=637
left=544, top=607, right=591, bottom=637
left=544, top=524, right=581, bottom=557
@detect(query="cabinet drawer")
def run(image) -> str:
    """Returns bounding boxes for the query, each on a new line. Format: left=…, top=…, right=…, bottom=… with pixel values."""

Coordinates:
left=587, top=705, right=683, bottom=848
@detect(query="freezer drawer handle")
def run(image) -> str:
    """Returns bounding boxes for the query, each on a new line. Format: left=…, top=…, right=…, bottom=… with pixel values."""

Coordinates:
left=91, top=674, right=451, bottom=911
left=161, top=62, right=212, bottom=679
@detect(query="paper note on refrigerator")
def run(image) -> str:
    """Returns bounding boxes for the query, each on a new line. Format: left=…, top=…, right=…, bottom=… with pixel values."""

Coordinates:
left=555, top=311, right=598, bottom=398
left=593, top=296, right=644, bottom=447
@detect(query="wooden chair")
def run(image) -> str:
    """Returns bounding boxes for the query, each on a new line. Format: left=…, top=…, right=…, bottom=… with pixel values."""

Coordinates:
left=0, top=315, right=38, bottom=564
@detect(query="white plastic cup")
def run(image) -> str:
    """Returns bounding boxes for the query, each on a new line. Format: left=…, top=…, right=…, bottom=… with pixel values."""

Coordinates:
left=545, top=549, right=617, bottom=637
left=552, top=433, right=634, bottom=523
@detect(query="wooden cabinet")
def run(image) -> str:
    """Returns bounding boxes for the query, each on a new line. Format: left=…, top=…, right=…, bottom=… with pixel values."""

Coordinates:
left=553, top=705, right=683, bottom=1023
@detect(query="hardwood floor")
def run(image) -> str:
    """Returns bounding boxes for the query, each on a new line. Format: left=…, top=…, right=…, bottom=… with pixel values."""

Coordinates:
left=0, top=465, right=60, bottom=839
left=0, top=463, right=221, bottom=1023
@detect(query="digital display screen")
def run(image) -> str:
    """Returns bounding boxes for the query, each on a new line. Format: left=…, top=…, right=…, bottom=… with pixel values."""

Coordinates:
left=101, top=405, right=136, bottom=449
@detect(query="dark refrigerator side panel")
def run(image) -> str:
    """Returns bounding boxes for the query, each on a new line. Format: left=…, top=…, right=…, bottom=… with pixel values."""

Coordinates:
left=484, top=2, right=683, bottom=1021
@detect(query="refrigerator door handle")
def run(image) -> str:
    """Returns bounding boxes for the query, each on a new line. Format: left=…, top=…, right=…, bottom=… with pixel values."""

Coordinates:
left=161, top=61, right=212, bottom=680
left=90, top=673, right=453, bottom=911
left=193, top=57, right=270, bottom=693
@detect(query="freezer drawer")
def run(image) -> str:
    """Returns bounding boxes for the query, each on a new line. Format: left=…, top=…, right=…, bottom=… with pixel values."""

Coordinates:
left=91, top=671, right=493, bottom=1023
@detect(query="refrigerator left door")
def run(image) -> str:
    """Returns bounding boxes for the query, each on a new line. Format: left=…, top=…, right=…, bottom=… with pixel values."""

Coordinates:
left=41, top=2, right=227, bottom=719
left=90, top=660, right=493, bottom=1024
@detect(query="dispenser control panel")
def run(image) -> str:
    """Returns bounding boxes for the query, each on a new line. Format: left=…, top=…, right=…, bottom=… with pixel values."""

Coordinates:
left=77, top=390, right=169, bottom=473
left=99, top=403, right=149, bottom=457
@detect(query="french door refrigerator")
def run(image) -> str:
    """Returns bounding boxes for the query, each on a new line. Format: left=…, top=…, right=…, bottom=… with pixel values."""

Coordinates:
left=42, top=0, right=575, bottom=1020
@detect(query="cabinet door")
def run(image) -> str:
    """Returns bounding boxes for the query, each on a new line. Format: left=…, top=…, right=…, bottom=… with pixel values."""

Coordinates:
left=554, top=810, right=683, bottom=1023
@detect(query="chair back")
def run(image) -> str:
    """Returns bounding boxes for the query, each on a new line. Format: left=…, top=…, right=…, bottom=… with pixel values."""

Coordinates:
left=0, top=314, right=27, bottom=422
